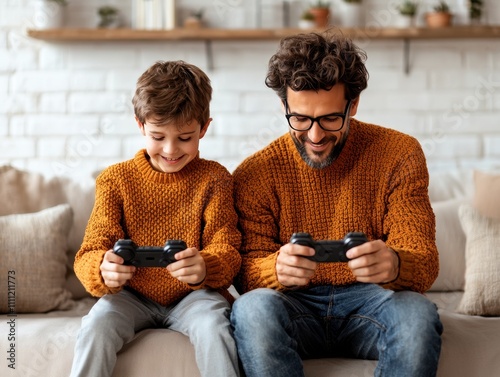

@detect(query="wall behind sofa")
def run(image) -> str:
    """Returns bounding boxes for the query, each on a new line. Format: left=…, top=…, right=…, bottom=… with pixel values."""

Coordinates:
left=1, top=0, right=500, bottom=178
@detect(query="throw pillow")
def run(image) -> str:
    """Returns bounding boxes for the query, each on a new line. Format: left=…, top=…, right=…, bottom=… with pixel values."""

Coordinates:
left=457, top=204, right=500, bottom=316
left=429, top=198, right=467, bottom=292
left=473, top=170, right=500, bottom=220
left=0, top=204, right=74, bottom=313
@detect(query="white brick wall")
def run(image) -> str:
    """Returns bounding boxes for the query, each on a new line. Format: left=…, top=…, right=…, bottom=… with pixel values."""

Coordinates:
left=1, top=0, right=500, bottom=178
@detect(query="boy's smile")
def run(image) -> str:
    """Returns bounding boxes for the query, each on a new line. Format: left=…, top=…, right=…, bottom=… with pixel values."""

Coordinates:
left=137, top=117, right=210, bottom=173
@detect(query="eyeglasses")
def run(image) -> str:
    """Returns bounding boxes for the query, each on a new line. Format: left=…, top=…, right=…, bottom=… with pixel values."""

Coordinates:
left=284, top=99, right=352, bottom=132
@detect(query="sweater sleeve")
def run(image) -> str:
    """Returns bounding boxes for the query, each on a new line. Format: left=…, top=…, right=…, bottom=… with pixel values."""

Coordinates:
left=381, top=139, right=439, bottom=293
left=195, top=167, right=242, bottom=291
left=233, top=157, right=288, bottom=293
left=73, top=170, right=125, bottom=297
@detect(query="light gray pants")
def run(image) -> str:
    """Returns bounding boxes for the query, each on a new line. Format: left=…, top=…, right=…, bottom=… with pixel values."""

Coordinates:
left=70, top=288, right=240, bottom=377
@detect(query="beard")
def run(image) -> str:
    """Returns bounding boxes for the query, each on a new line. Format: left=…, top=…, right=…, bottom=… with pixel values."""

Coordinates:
left=291, top=129, right=349, bottom=169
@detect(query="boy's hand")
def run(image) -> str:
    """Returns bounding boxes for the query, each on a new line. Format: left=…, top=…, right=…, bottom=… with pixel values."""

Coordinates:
left=167, top=247, right=206, bottom=285
left=100, top=249, right=136, bottom=288
left=276, top=243, right=317, bottom=287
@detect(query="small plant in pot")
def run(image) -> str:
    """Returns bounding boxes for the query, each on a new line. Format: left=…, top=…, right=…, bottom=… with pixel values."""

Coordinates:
left=298, top=11, right=316, bottom=29
left=97, top=6, right=120, bottom=28
left=184, top=8, right=204, bottom=29
left=308, top=1, right=331, bottom=28
left=341, top=0, right=363, bottom=28
left=469, top=0, right=483, bottom=24
left=395, top=0, right=418, bottom=27
left=425, top=1, right=453, bottom=28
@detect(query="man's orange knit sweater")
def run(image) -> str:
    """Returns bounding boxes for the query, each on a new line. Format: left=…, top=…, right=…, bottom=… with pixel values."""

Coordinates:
left=74, top=150, right=241, bottom=307
left=233, top=119, right=438, bottom=294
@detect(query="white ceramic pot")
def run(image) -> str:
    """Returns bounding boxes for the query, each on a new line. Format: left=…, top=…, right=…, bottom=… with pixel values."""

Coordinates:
left=394, top=14, right=415, bottom=28
left=298, top=19, right=316, bottom=29
left=340, top=2, right=363, bottom=28
left=454, top=0, right=470, bottom=25
left=33, top=0, right=64, bottom=29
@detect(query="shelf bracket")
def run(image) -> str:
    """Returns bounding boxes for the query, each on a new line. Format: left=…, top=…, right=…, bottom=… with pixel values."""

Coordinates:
left=404, top=38, right=410, bottom=75
left=205, top=40, right=214, bottom=71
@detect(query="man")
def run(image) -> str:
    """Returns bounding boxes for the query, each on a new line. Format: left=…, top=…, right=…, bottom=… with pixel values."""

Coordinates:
left=230, top=31, right=443, bottom=377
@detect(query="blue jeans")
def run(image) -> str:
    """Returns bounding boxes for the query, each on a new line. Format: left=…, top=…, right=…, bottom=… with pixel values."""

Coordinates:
left=231, top=284, right=442, bottom=377
left=71, top=288, right=240, bottom=377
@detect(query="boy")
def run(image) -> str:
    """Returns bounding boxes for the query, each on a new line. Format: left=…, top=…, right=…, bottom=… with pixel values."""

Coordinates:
left=70, top=61, right=242, bottom=377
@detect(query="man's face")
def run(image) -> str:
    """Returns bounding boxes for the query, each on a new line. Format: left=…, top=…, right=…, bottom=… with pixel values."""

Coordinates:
left=285, top=85, right=358, bottom=169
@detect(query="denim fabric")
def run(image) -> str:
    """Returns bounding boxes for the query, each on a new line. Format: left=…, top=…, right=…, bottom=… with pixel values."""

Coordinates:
left=70, top=288, right=240, bottom=377
left=231, top=283, right=442, bottom=377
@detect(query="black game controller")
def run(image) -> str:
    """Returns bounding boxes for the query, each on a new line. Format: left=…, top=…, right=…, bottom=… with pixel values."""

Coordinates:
left=290, top=232, right=368, bottom=263
left=113, top=239, right=187, bottom=267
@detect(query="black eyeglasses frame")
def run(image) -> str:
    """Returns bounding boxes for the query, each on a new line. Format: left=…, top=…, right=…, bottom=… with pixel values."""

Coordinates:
left=283, top=99, right=352, bottom=132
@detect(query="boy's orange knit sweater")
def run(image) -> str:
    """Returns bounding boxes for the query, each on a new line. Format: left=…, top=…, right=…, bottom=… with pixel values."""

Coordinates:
left=74, top=150, right=241, bottom=306
left=233, top=119, right=438, bottom=294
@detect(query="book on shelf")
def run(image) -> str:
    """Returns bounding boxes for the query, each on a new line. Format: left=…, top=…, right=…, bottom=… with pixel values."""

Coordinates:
left=132, top=0, right=176, bottom=30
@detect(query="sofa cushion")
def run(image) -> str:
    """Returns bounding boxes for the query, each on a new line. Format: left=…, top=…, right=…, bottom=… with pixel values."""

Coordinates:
left=0, top=204, right=75, bottom=313
left=0, top=165, right=95, bottom=254
left=473, top=170, right=500, bottom=220
left=428, top=170, right=473, bottom=202
left=457, top=204, right=500, bottom=316
left=429, top=198, right=467, bottom=292
left=0, top=165, right=95, bottom=300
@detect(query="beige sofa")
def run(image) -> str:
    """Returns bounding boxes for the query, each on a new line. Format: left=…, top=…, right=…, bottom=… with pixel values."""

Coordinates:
left=1, top=165, right=499, bottom=377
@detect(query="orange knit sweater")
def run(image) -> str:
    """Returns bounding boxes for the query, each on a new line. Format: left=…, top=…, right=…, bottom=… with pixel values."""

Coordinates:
left=233, top=119, right=438, bottom=294
left=74, top=149, right=241, bottom=306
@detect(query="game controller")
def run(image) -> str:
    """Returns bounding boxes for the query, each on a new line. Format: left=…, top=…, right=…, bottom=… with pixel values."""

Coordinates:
left=113, top=239, right=187, bottom=267
left=290, top=232, right=368, bottom=263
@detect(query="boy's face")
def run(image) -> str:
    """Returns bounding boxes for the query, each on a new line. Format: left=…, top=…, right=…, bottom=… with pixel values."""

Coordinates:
left=137, top=117, right=211, bottom=173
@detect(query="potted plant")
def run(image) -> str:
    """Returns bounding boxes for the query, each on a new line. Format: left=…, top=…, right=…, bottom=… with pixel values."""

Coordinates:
left=97, top=6, right=120, bottom=28
left=395, top=0, right=418, bottom=28
left=425, top=1, right=453, bottom=28
left=298, top=11, right=316, bottom=29
left=469, top=0, right=483, bottom=24
left=308, top=1, right=331, bottom=28
left=340, top=0, right=363, bottom=28
left=33, top=0, right=67, bottom=29
left=184, top=8, right=204, bottom=29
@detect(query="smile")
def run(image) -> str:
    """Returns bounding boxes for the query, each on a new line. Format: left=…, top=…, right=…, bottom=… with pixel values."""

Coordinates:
left=162, top=155, right=183, bottom=163
left=304, top=138, right=334, bottom=153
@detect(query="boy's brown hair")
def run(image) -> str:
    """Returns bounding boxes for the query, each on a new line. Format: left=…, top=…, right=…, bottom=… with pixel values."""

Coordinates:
left=132, top=60, right=212, bottom=128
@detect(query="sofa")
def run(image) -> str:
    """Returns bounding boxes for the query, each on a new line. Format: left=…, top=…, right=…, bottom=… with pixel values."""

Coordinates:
left=1, top=164, right=499, bottom=377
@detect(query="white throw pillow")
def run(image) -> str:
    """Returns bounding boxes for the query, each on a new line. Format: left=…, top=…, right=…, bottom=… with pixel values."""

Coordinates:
left=429, top=198, right=467, bottom=292
left=473, top=170, right=500, bottom=220
left=0, top=204, right=74, bottom=313
left=457, top=204, right=500, bottom=316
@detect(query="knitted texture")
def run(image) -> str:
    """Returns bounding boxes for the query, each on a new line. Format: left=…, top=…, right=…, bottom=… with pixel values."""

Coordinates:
left=74, top=149, right=241, bottom=306
left=233, top=119, right=438, bottom=294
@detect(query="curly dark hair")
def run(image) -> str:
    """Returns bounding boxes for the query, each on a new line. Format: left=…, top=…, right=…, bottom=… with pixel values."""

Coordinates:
left=132, top=60, right=212, bottom=128
left=265, top=31, right=368, bottom=102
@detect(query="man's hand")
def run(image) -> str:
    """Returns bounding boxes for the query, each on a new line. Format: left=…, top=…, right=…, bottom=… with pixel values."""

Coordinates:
left=167, top=247, right=206, bottom=285
left=346, top=240, right=399, bottom=284
left=276, top=243, right=318, bottom=287
left=101, top=249, right=136, bottom=288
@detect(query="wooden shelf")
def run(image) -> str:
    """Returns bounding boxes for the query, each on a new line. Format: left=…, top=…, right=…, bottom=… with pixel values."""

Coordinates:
left=25, top=26, right=500, bottom=74
left=25, top=25, right=500, bottom=42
